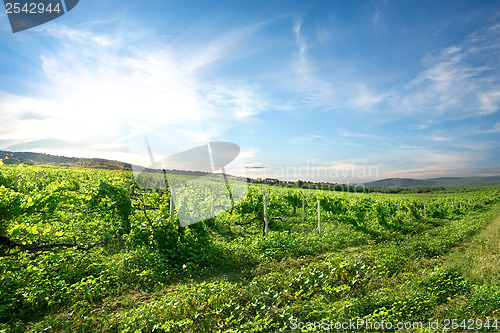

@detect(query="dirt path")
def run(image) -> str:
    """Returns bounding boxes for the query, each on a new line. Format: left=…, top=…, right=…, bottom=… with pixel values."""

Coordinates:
left=442, top=205, right=500, bottom=285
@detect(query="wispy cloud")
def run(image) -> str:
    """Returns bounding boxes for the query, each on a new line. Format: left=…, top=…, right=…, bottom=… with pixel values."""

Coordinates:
left=478, top=90, right=500, bottom=115
left=349, top=84, right=390, bottom=109
left=183, top=20, right=269, bottom=73
left=291, top=18, right=337, bottom=109
left=289, top=135, right=336, bottom=145
left=391, top=24, right=500, bottom=116
left=289, top=134, right=364, bottom=148
left=290, top=18, right=389, bottom=111
left=337, top=129, right=390, bottom=141
left=203, top=81, right=268, bottom=120
left=475, top=121, right=500, bottom=134
left=451, top=141, right=500, bottom=150
left=430, top=135, right=454, bottom=142
left=372, top=147, right=493, bottom=179
left=315, top=26, right=332, bottom=46
left=287, top=12, right=500, bottom=121
left=45, top=25, right=116, bottom=46
left=372, top=8, right=383, bottom=27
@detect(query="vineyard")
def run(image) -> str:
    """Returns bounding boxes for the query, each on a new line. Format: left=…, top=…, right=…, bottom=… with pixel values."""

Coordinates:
left=1, top=164, right=500, bottom=332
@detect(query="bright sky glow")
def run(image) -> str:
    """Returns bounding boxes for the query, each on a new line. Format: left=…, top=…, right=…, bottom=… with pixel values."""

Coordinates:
left=1, top=0, right=500, bottom=182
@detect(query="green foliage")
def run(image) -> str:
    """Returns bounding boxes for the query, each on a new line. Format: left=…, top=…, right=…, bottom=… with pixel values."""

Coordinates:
left=283, top=191, right=302, bottom=215
left=88, top=180, right=132, bottom=233
left=0, top=164, right=499, bottom=331
left=0, top=185, right=23, bottom=234
left=425, top=271, right=469, bottom=302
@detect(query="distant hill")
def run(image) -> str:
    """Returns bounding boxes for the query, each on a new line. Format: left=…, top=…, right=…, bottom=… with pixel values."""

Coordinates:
left=429, top=176, right=500, bottom=188
left=0, top=150, right=132, bottom=170
left=363, top=178, right=435, bottom=188
left=0, top=150, right=246, bottom=180
left=2, top=150, right=500, bottom=189
left=364, top=176, right=500, bottom=189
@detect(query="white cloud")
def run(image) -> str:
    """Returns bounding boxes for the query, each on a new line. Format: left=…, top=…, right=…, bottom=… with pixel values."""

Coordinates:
left=392, top=23, right=500, bottom=116
left=203, top=81, right=267, bottom=120
left=288, top=16, right=500, bottom=119
left=416, top=124, right=429, bottom=130
left=0, top=21, right=269, bottom=164
left=372, top=147, right=488, bottom=179
left=239, top=148, right=259, bottom=161
left=45, top=25, right=115, bottom=46
left=476, top=122, right=500, bottom=134
left=478, top=90, right=500, bottom=115
left=430, top=135, right=453, bottom=142
left=350, top=84, right=389, bottom=109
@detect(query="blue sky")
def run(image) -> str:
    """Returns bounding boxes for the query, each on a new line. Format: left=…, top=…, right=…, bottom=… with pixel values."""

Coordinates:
left=1, top=0, right=500, bottom=183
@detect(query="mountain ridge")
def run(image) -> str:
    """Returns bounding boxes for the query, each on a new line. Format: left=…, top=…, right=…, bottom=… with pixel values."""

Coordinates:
left=0, top=150, right=245, bottom=180
left=2, top=150, right=500, bottom=189
left=363, top=176, right=500, bottom=189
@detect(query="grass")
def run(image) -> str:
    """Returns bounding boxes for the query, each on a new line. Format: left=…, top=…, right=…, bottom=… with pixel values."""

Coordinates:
left=443, top=211, right=500, bottom=285
left=14, top=203, right=499, bottom=332
left=1, top=165, right=499, bottom=332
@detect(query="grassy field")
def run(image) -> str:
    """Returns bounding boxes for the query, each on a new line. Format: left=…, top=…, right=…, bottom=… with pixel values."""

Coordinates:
left=0, top=164, right=499, bottom=332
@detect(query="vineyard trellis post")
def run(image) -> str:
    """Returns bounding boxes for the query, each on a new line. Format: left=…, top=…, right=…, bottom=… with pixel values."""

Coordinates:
left=170, top=195, right=175, bottom=224
left=317, top=199, right=321, bottom=235
left=264, top=194, right=269, bottom=238
left=302, top=194, right=305, bottom=222
left=211, top=191, right=215, bottom=223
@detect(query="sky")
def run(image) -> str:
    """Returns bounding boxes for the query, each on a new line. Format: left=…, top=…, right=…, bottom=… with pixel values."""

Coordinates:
left=0, top=0, right=500, bottom=183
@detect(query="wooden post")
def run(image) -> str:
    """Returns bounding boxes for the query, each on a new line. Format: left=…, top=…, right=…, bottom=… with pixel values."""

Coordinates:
left=317, top=199, right=321, bottom=235
left=424, top=203, right=427, bottom=218
left=264, top=194, right=269, bottom=237
left=170, top=195, right=175, bottom=224
left=211, top=191, right=215, bottom=218
left=302, top=194, right=305, bottom=222
left=397, top=202, right=400, bottom=212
